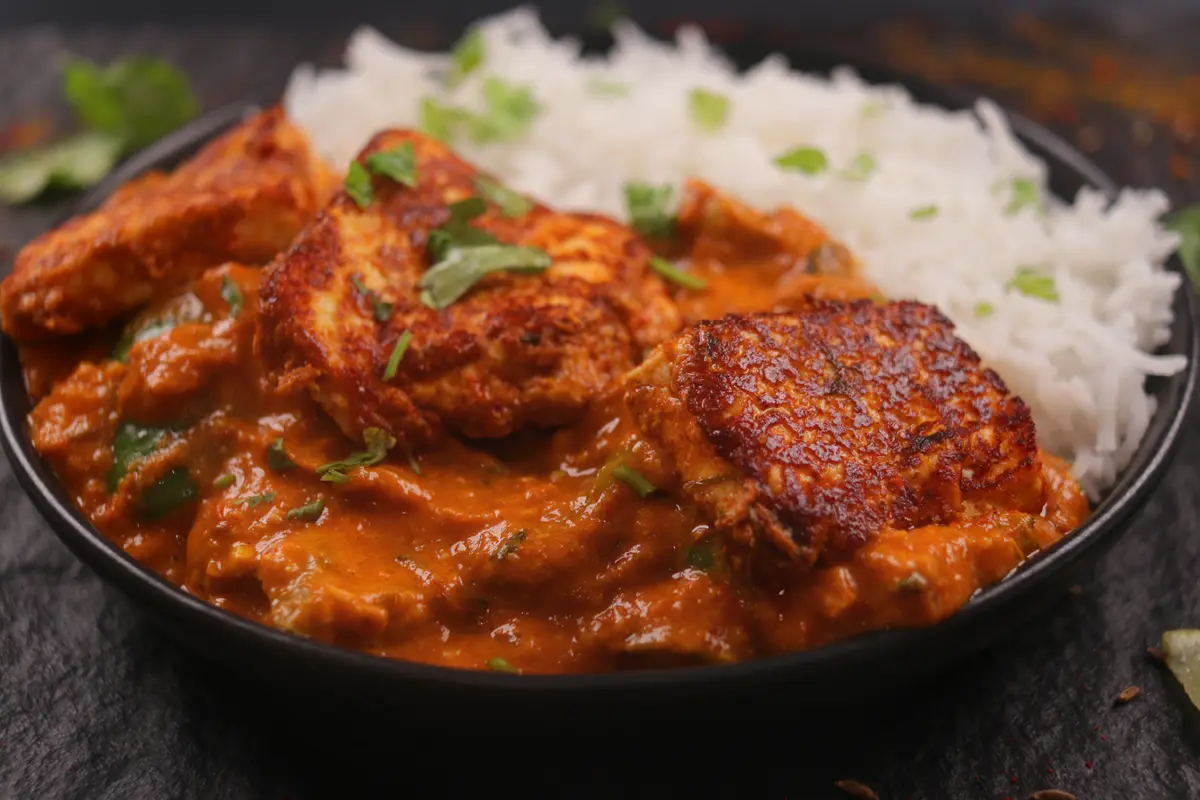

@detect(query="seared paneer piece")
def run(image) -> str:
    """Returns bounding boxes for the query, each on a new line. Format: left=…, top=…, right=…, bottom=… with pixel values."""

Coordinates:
left=1, top=107, right=335, bottom=340
left=259, top=129, right=680, bottom=451
left=624, top=300, right=1046, bottom=568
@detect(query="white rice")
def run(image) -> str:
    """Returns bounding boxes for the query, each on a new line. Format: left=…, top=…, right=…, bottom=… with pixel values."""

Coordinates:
left=283, top=6, right=1187, bottom=497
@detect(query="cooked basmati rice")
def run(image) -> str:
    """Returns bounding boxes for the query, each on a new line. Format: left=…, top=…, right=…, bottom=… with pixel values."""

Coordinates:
left=283, top=6, right=1188, bottom=497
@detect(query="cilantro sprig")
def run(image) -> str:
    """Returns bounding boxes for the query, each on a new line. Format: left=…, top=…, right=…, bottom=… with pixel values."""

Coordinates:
left=419, top=197, right=551, bottom=309
left=0, top=56, right=198, bottom=204
left=623, top=182, right=675, bottom=239
left=316, top=427, right=396, bottom=483
left=418, top=78, right=541, bottom=145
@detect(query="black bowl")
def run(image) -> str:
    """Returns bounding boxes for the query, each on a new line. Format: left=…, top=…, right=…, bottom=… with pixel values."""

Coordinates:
left=1, top=50, right=1195, bottom=720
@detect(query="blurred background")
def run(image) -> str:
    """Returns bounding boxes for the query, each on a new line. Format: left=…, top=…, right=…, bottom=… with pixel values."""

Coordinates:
left=0, top=0, right=1195, bottom=204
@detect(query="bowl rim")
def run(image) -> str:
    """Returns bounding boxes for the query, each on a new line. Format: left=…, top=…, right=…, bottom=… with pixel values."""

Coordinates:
left=2, top=56, right=1196, bottom=697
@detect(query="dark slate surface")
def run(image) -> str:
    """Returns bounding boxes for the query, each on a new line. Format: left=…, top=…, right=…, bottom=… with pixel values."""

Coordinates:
left=2, top=22, right=1200, bottom=800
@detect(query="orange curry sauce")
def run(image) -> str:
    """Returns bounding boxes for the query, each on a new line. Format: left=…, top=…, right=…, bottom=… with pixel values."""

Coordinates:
left=19, top=188, right=1088, bottom=675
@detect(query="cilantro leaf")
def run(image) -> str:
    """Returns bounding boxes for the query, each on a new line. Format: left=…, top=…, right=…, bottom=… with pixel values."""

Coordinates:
left=383, top=331, right=413, bottom=381
left=1006, top=178, right=1040, bottom=214
left=137, top=467, right=198, bottom=521
left=220, top=275, right=243, bottom=319
left=685, top=538, right=719, bottom=570
left=285, top=498, right=325, bottom=522
left=419, top=98, right=474, bottom=143
left=475, top=176, right=531, bottom=217
left=235, top=492, right=276, bottom=508
left=345, top=161, right=373, bottom=208
left=112, top=318, right=175, bottom=363
left=623, top=182, right=675, bottom=239
left=689, top=88, right=730, bottom=132
left=1165, top=204, right=1200, bottom=289
left=840, top=153, right=876, bottom=181
left=775, top=146, right=828, bottom=175
left=1006, top=267, right=1059, bottom=302
left=108, top=422, right=170, bottom=493
left=612, top=464, right=655, bottom=497
left=63, top=56, right=198, bottom=152
left=418, top=80, right=539, bottom=145
left=447, top=28, right=485, bottom=87
left=316, top=427, right=396, bottom=483
left=492, top=530, right=527, bottom=560
left=419, top=244, right=552, bottom=309
left=486, top=656, right=519, bottom=673
left=426, top=197, right=498, bottom=262
left=112, top=293, right=205, bottom=362
left=266, top=438, right=296, bottom=472
left=0, top=131, right=122, bottom=204
left=649, top=256, right=707, bottom=290
left=364, top=143, right=417, bottom=188
left=469, top=78, right=540, bottom=143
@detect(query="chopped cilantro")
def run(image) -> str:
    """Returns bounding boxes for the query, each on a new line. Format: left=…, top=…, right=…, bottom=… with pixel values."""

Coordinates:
left=623, top=181, right=675, bottom=239
left=236, top=492, right=276, bottom=508
left=137, top=467, right=198, bottom=521
left=108, top=422, right=170, bottom=493
left=419, top=244, right=551, bottom=309
left=351, top=274, right=394, bottom=323
left=774, top=146, right=828, bottom=175
left=317, top=427, right=396, bottom=483
left=447, top=28, right=485, bottom=87
left=493, top=530, right=528, bottom=560
left=220, top=275, right=243, bottom=319
left=364, top=142, right=417, bottom=188
left=649, top=256, right=707, bottom=291
left=685, top=538, right=719, bottom=571
left=112, top=318, right=176, bottom=363
left=1006, top=267, right=1059, bottom=303
left=63, top=55, right=198, bottom=151
left=266, top=438, right=296, bottom=472
left=285, top=498, right=325, bottom=521
left=471, top=78, right=540, bottom=143
left=1006, top=177, right=1040, bottom=214
left=1165, top=204, right=1200, bottom=289
left=344, top=160, right=373, bottom=208
left=383, top=331, right=413, bottom=381
left=612, top=464, right=655, bottom=497
left=689, top=88, right=730, bottom=132
left=419, top=98, right=473, bottom=143
left=841, top=152, right=876, bottom=181
left=0, top=131, right=123, bottom=204
left=474, top=176, right=531, bottom=217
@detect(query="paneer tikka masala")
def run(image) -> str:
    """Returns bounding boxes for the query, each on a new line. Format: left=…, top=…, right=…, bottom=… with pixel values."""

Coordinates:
left=1, top=107, right=1088, bottom=674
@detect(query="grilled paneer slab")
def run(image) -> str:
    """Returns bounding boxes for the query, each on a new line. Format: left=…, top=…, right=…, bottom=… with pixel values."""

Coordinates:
left=0, top=107, right=335, bottom=341
left=259, top=129, right=680, bottom=450
left=624, top=300, right=1045, bottom=568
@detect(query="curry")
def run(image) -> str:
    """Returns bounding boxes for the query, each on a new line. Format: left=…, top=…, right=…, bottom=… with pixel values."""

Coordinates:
left=4, top=108, right=1088, bottom=674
